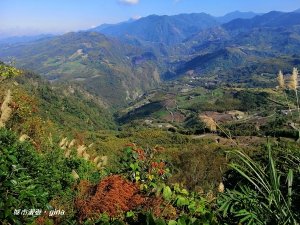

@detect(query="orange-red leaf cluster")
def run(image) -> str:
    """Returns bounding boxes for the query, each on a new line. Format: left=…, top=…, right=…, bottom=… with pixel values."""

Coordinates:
left=150, top=161, right=166, bottom=175
left=135, top=148, right=146, bottom=161
left=76, top=175, right=145, bottom=220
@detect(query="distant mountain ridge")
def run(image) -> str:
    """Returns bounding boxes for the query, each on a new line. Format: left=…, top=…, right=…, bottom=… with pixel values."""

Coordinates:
left=1, top=9, right=300, bottom=106
left=0, top=10, right=274, bottom=46
left=166, top=10, right=300, bottom=79
left=0, top=9, right=296, bottom=46
left=216, top=10, right=259, bottom=23
left=0, top=34, right=55, bottom=45
left=91, top=13, right=219, bottom=45
left=223, top=11, right=300, bottom=30
left=90, top=11, right=260, bottom=45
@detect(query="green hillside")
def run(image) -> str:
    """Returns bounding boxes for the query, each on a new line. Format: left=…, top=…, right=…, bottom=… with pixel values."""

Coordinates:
left=0, top=32, right=162, bottom=105
left=0, top=63, right=116, bottom=139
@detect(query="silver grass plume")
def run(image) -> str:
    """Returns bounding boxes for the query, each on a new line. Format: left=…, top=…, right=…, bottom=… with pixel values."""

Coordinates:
left=278, top=70, right=293, bottom=117
left=277, top=70, right=285, bottom=89
left=291, top=67, right=300, bottom=116
left=0, top=90, right=12, bottom=128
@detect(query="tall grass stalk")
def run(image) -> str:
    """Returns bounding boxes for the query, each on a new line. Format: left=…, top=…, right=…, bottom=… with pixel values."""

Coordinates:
left=278, top=70, right=285, bottom=89
left=288, top=68, right=300, bottom=119
left=277, top=70, right=294, bottom=119
left=212, top=119, right=238, bottom=146
left=295, top=88, right=300, bottom=118
left=227, top=144, right=297, bottom=224
left=292, top=67, right=300, bottom=141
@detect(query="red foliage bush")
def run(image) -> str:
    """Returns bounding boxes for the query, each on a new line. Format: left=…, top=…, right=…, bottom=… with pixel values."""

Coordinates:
left=76, top=175, right=145, bottom=220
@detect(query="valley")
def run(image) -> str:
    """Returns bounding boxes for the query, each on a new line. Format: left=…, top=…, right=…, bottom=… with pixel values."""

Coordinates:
left=1, top=7, right=300, bottom=225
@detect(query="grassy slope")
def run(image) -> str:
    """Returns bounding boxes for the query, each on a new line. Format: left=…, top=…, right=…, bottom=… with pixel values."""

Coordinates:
left=0, top=32, right=162, bottom=105
left=0, top=70, right=116, bottom=138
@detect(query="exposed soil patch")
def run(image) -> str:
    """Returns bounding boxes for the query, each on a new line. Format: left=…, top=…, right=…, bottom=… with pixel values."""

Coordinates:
left=163, top=112, right=186, bottom=123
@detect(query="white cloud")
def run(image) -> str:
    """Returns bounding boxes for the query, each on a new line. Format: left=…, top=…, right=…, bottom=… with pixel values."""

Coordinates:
left=119, top=0, right=140, bottom=5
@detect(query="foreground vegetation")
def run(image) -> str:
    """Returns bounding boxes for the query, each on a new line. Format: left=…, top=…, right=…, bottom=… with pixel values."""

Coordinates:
left=1, top=63, right=300, bottom=224
left=1, top=127, right=299, bottom=224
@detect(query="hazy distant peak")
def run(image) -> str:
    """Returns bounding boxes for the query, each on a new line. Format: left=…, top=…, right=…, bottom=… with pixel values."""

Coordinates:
left=217, top=10, right=259, bottom=23
left=294, top=8, right=300, bottom=13
left=223, top=10, right=300, bottom=30
left=0, top=34, right=55, bottom=45
left=90, top=13, right=219, bottom=45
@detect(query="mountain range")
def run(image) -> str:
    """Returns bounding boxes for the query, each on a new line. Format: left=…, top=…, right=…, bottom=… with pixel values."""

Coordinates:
left=0, top=9, right=300, bottom=105
left=91, top=13, right=219, bottom=45
left=90, top=11, right=260, bottom=45
left=223, top=11, right=300, bottom=30
left=166, top=10, right=300, bottom=80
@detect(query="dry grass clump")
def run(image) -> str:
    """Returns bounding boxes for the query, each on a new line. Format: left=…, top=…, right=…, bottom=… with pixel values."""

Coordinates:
left=0, top=90, right=12, bottom=128
left=277, top=70, right=285, bottom=89
left=77, top=144, right=87, bottom=157
left=60, top=137, right=108, bottom=167
left=199, top=115, right=217, bottom=132
left=96, top=156, right=108, bottom=169
left=19, top=134, right=30, bottom=142
left=284, top=67, right=300, bottom=116
left=59, top=138, right=108, bottom=180
left=218, top=182, right=225, bottom=193
left=71, top=170, right=80, bottom=180
left=287, top=67, right=298, bottom=90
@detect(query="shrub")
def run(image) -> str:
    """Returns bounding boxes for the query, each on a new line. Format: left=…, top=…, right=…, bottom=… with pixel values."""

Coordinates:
left=0, top=63, right=21, bottom=78
left=0, top=128, right=100, bottom=224
left=76, top=175, right=145, bottom=220
left=0, top=128, right=50, bottom=224
left=218, top=144, right=299, bottom=224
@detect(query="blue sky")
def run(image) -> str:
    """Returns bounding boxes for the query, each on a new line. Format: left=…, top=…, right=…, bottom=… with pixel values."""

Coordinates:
left=0, top=0, right=299, bottom=37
